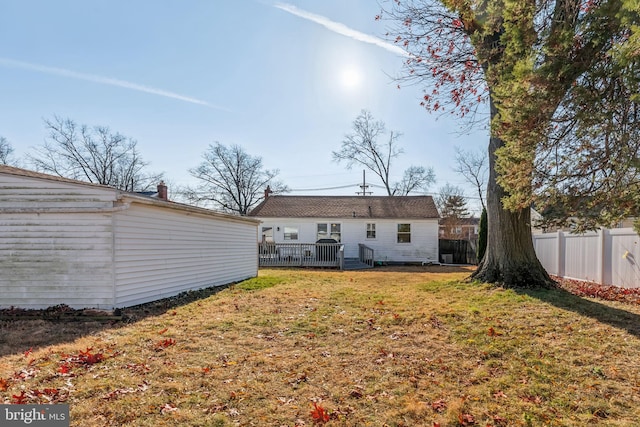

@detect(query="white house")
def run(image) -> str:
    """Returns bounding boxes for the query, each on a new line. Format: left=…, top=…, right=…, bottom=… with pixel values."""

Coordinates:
left=248, top=193, right=440, bottom=264
left=0, top=165, right=259, bottom=309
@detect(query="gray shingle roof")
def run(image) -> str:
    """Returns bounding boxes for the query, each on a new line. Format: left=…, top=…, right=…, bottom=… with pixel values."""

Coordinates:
left=248, top=195, right=439, bottom=219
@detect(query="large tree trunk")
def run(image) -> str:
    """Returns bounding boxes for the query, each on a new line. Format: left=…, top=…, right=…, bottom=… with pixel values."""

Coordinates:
left=471, top=99, right=554, bottom=288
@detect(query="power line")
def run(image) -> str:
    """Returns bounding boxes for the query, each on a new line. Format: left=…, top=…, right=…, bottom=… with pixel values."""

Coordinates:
left=288, top=183, right=361, bottom=192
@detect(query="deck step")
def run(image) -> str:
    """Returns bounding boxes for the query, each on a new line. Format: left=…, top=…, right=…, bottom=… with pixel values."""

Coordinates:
left=343, top=258, right=374, bottom=270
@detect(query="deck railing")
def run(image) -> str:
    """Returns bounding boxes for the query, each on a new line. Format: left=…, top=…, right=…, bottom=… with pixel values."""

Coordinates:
left=258, top=243, right=344, bottom=269
left=358, top=244, right=375, bottom=267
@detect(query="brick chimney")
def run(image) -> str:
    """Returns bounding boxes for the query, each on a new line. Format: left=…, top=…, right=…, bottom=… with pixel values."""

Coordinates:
left=264, top=185, right=272, bottom=199
left=157, top=181, right=168, bottom=201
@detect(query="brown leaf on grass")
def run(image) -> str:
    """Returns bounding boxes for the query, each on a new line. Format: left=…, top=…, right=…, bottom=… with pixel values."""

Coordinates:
left=458, top=412, right=475, bottom=425
left=161, top=403, right=178, bottom=414
left=349, top=386, right=364, bottom=399
left=487, top=327, right=502, bottom=337
left=0, top=377, right=9, bottom=391
left=14, top=368, right=38, bottom=380
left=493, top=390, right=507, bottom=399
left=522, top=395, right=543, bottom=405
left=154, top=338, right=176, bottom=351
left=102, top=382, right=149, bottom=400
left=431, top=398, right=447, bottom=412
left=554, top=276, right=640, bottom=305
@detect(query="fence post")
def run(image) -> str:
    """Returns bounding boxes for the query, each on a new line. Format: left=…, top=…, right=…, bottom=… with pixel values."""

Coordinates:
left=557, top=231, right=564, bottom=278
left=598, top=228, right=606, bottom=285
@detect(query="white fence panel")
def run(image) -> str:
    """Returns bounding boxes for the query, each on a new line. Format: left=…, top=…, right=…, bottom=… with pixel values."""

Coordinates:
left=533, top=228, right=640, bottom=288
left=606, top=229, right=640, bottom=288
left=533, top=234, right=559, bottom=276
left=563, top=232, right=600, bottom=283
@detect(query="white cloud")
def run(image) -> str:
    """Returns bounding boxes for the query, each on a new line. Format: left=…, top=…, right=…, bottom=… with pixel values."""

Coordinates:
left=273, top=2, right=409, bottom=57
left=0, top=57, right=227, bottom=110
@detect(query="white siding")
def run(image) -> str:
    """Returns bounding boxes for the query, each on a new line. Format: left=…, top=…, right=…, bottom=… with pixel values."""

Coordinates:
left=256, top=217, right=439, bottom=263
left=0, top=173, right=116, bottom=210
left=0, top=172, right=117, bottom=309
left=113, top=204, right=258, bottom=307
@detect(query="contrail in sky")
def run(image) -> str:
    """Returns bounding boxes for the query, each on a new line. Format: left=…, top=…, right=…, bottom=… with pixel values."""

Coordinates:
left=273, top=2, right=409, bottom=57
left=0, top=57, right=224, bottom=109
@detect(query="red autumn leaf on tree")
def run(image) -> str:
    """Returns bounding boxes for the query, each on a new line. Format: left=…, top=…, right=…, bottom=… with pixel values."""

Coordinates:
left=310, top=402, right=330, bottom=423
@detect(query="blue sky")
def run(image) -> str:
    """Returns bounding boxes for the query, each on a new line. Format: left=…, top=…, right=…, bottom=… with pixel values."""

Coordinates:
left=0, top=0, right=488, bottom=212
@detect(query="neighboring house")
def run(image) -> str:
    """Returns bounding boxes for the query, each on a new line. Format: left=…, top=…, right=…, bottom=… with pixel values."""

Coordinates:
left=248, top=193, right=440, bottom=264
left=531, top=208, right=637, bottom=234
left=0, top=165, right=259, bottom=309
left=439, top=217, right=479, bottom=240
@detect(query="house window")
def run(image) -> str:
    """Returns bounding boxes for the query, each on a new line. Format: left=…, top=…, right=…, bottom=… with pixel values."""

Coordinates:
left=284, top=226, right=299, bottom=241
left=261, top=227, right=274, bottom=242
left=317, top=223, right=328, bottom=240
left=397, top=224, right=411, bottom=243
left=317, top=223, right=341, bottom=242
left=366, top=223, right=376, bottom=239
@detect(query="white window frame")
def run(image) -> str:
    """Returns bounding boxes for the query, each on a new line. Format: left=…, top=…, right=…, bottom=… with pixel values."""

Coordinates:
left=284, top=226, right=299, bottom=241
left=261, top=226, right=274, bottom=242
left=397, top=223, right=411, bottom=243
left=316, top=222, right=341, bottom=242
left=366, top=223, right=376, bottom=239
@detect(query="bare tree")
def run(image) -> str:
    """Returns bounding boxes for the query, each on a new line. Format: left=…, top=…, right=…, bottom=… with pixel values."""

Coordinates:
left=189, top=142, right=288, bottom=215
left=29, top=116, right=162, bottom=191
left=0, top=136, right=17, bottom=166
left=394, top=166, right=436, bottom=196
left=453, top=147, right=487, bottom=211
left=333, top=110, right=435, bottom=195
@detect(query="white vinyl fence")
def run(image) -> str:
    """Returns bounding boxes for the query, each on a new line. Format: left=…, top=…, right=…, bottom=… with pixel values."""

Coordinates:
left=533, top=228, right=640, bottom=288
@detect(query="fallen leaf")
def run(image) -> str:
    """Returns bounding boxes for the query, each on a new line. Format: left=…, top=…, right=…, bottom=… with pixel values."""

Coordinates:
left=310, top=402, right=330, bottom=423
left=12, top=391, right=29, bottom=404
left=431, top=399, right=447, bottom=412
left=161, top=403, right=178, bottom=414
left=458, top=412, right=475, bottom=425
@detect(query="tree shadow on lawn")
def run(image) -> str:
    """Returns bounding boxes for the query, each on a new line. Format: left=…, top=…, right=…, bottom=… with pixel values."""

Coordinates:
left=0, top=284, right=233, bottom=358
left=518, top=287, right=640, bottom=339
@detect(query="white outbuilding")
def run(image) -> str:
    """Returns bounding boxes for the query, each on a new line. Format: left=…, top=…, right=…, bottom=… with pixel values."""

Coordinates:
left=0, top=165, right=259, bottom=309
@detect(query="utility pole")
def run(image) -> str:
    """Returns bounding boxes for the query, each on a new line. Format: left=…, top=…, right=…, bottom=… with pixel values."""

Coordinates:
left=356, top=170, right=372, bottom=196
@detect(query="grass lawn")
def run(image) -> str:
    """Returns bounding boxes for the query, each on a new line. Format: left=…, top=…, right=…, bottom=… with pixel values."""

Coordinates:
left=2, top=266, right=640, bottom=426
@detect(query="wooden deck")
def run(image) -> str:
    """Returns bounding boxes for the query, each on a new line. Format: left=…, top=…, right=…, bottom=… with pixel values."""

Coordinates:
left=258, top=243, right=375, bottom=270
